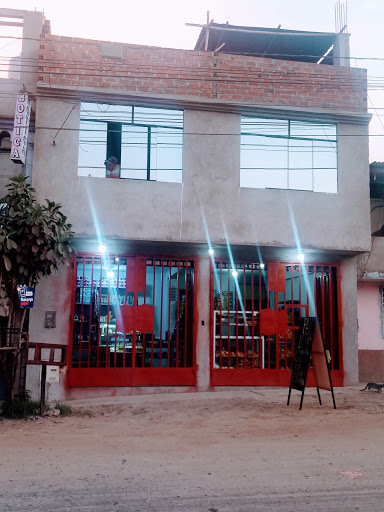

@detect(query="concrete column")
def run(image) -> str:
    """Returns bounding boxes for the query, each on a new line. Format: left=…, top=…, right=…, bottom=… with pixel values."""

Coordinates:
left=195, top=257, right=211, bottom=391
left=341, top=256, right=359, bottom=384
left=333, top=33, right=350, bottom=67
left=21, top=11, right=44, bottom=87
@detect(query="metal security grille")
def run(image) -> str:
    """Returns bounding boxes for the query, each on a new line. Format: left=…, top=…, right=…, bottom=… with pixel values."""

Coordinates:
left=284, top=264, right=339, bottom=372
left=213, top=262, right=265, bottom=371
left=212, top=261, right=340, bottom=381
left=71, top=255, right=194, bottom=384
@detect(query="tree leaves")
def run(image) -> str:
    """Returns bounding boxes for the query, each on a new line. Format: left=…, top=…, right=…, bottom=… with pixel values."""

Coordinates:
left=6, top=238, right=17, bottom=250
left=0, top=173, right=74, bottom=296
left=3, top=255, right=11, bottom=271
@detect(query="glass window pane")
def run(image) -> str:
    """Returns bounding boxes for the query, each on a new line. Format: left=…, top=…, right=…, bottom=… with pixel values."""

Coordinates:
left=240, top=116, right=337, bottom=194
left=78, top=120, right=107, bottom=177
left=313, top=140, right=337, bottom=169
left=241, top=134, right=266, bottom=167
left=288, top=169, right=313, bottom=191
left=314, top=168, right=338, bottom=193
left=266, top=169, right=288, bottom=189
left=146, top=266, right=154, bottom=307
left=242, top=117, right=288, bottom=137
left=121, top=125, right=148, bottom=180
left=265, top=137, right=288, bottom=170
left=285, top=269, right=292, bottom=303
left=134, top=107, right=183, bottom=128
left=290, top=121, right=336, bottom=140
left=150, top=127, right=183, bottom=183
left=81, top=102, right=132, bottom=123
left=289, top=139, right=312, bottom=169
left=240, top=168, right=268, bottom=188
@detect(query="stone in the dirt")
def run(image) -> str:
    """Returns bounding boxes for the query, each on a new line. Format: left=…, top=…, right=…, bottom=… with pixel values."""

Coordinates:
left=43, top=408, right=60, bottom=417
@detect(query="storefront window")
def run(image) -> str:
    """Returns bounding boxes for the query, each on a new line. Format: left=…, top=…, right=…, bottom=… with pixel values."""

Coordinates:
left=72, top=256, right=194, bottom=372
left=213, top=262, right=267, bottom=370
left=213, top=261, right=340, bottom=373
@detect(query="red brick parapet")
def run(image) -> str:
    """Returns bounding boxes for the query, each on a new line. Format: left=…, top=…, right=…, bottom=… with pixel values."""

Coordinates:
left=37, top=35, right=367, bottom=112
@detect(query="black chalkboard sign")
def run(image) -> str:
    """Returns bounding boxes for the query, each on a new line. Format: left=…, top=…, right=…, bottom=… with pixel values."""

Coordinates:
left=289, top=317, right=316, bottom=392
left=287, top=316, right=336, bottom=410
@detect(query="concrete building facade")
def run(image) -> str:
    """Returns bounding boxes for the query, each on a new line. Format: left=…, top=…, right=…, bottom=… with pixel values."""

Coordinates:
left=0, top=11, right=371, bottom=399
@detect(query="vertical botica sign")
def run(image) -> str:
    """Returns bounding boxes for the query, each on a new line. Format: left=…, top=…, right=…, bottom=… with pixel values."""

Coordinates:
left=10, top=93, right=31, bottom=164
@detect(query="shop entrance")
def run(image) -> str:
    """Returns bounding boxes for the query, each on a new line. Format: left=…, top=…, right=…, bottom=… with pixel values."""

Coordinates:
left=211, top=261, right=342, bottom=386
left=69, top=255, right=195, bottom=386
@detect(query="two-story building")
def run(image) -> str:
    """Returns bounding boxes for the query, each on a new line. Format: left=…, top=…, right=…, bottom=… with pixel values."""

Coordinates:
left=12, top=18, right=370, bottom=400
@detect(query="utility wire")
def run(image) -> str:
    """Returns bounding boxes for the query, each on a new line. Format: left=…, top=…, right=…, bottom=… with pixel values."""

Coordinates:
left=1, top=33, right=384, bottom=62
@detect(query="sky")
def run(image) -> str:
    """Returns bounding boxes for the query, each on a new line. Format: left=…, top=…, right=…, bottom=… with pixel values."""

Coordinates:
left=1, top=0, right=383, bottom=161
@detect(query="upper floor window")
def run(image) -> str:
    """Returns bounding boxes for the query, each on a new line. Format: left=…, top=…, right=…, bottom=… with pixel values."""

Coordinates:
left=78, top=103, right=183, bottom=183
left=241, top=117, right=337, bottom=193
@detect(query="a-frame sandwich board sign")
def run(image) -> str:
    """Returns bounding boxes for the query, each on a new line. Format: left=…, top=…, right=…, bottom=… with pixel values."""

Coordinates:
left=287, top=317, right=336, bottom=410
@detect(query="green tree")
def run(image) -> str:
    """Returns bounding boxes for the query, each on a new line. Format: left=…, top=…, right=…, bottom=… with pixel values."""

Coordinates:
left=0, top=174, right=74, bottom=405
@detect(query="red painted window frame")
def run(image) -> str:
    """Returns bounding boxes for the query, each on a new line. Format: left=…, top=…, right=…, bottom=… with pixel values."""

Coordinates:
left=67, top=252, right=198, bottom=388
left=210, top=260, right=344, bottom=387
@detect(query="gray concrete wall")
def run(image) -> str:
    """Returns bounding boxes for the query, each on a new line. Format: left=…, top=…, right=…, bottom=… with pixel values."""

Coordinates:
left=357, top=237, right=384, bottom=276
left=20, top=11, right=44, bottom=88
left=0, top=10, right=44, bottom=193
left=333, top=33, right=350, bottom=67
left=341, top=257, right=359, bottom=384
left=27, top=265, right=73, bottom=401
left=32, top=100, right=371, bottom=254
left=194, top=257, right=211, bottom=391
left=28, top=265, right=73, bottom=346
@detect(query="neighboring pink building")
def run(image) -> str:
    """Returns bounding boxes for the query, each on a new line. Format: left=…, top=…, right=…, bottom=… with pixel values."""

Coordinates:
left=357, top=162, right=384, bottom=382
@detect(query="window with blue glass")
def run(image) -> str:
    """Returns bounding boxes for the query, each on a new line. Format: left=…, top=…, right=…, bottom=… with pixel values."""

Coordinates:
left=241, top=117, right=337, bottom=193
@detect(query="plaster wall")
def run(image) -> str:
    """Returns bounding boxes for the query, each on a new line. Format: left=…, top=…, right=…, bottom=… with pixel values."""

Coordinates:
left=26, top=264, right=73, bottom=401
left=341, top=257, right=359, bottom=384
left=357, top=238, right=384, bottom=275
left=194, top=258, right=211, bottom=391
left=20, top=11, right=44, bottom=88
left=357, top=281, right=383, bottom=350
left=0, top=81, right=23, bottom=117
left=32, top=100, right=370, bottom=253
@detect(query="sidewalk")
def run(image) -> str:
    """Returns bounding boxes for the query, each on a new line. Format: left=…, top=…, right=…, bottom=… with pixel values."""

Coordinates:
left=66, top=384, right=365, bottom=410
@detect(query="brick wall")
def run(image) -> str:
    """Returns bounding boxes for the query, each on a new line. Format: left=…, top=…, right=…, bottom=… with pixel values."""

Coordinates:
left=38, top=35, right=367, bottom=112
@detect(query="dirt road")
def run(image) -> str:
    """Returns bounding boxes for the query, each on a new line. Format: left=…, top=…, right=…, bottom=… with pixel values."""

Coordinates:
left=1, top=386, right=384, bottom=511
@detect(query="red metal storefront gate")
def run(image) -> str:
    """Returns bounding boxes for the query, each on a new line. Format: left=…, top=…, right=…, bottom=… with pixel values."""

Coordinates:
left=69, top=255, right=195, bottom=387
left=211, top=261, right=343, bottom=387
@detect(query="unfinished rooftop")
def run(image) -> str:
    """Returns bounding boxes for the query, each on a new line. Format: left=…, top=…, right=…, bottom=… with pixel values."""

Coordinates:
left=194, top=23, right=350, bottom=66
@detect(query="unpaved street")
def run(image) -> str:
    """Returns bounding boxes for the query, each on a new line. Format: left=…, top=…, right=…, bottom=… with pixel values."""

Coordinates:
left=1, top=387, right=384, bottom=511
